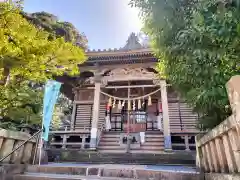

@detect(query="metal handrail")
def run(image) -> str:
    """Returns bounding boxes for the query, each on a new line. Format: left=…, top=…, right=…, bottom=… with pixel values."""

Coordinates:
left=0, top=129, right=43, bottom=163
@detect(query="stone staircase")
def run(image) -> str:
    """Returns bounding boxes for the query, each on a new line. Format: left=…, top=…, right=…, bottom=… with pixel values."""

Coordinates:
left=98, top=131, right=164, bottom=154
left=47, top=149, right=196, bottom=165
left=10, top=163, right=200, bottom=180
left=74, top=104, right=106, bottom=130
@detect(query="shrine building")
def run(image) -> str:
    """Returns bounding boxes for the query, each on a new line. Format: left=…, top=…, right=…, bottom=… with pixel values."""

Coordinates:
left=51, top=33, right=200, bottom=154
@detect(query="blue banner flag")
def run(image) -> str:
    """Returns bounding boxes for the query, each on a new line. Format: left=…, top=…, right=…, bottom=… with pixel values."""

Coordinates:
left=42, top=80, right=61, bottom=141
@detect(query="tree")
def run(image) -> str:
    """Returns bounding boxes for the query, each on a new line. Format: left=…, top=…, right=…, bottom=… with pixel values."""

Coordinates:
left=22, top=11, right=88, bottom=49
left=0, top=81, right=43, bottom=129
left=130, top=0, right=240, bottom=129
left=0, top=1, right=86, bottom=85
left=0, top=1, right=86, bottom=129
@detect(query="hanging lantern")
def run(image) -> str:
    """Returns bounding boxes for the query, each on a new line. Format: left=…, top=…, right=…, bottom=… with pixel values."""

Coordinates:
left=118, top=100, right=122, bottom=110
left=138, top=99, right=141, bottom=109
left=148, top=96, right=152, bottom=106
left=108, top=97, right=112, bottom=106
left=112, top=98, right=116, bottom=108
left=133, top=100, right=136, bottom=110
left=128, top=100, right=131, bottom=110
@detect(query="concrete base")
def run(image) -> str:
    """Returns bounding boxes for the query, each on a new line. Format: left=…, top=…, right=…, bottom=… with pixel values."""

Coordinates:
left=34, top=148, right=48, bottom=165
left=0, top=164, right=27, bottom=180
left=164, top=135, right=172, bottom=150
left=90, top=137, right=97, bottom=149
left=205, top=173, right=240, bottom=180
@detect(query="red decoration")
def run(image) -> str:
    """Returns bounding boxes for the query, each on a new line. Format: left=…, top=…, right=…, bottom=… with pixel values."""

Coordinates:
left=106, top=104, right=111, bottom=111
left=159, top=103, right=163, bottom=113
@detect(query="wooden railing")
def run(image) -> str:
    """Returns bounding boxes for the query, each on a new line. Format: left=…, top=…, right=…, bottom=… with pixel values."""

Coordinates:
left=0, top=129, right=37, bottom=164
left=49, top=127, right=91, bottom=149
left=172, top=133, right=199, bottom=151
left=196, top=75, right=240, bottom=173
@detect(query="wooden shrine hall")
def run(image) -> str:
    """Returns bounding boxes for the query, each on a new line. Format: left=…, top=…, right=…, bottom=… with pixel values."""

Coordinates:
left=51, top=33, right=200, bottom=154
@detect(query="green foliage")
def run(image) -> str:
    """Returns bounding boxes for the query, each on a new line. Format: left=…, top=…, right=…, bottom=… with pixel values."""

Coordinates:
left=0, top=1, right=86, bottom=129
left=130, top=0, right=240, bottom=129
left=0, top=1, right=86, bottom=85
left=0, top=81, right=43, bottom=129
left=51, top=93, right=73, bottom=130
left=22, top=11, right=88, bottom=49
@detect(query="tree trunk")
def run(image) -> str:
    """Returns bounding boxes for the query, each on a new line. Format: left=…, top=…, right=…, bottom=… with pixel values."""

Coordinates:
left=0, top=68, right=10, bottom=86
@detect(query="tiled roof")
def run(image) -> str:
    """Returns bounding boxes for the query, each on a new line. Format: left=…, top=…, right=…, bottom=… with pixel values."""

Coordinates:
left=85, top=33, right=150, bottom=55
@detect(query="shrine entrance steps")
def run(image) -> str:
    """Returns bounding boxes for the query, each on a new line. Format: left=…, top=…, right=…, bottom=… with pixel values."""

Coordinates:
left=98, top=131, right=164, bottom=154
left=12, top=163, right=201, bottom=180
left=47, top=150, right=196, bottom=166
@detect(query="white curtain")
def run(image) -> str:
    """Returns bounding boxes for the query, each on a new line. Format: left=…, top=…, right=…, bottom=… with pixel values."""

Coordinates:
left=105, top=115, right=111, bottom=130
left=157, top=114, right=163, bottom=130
left=140, top=132, right=145, bottom=143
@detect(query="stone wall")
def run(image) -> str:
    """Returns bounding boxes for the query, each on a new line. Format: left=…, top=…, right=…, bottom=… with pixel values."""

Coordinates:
left=0, top=129, right=36, bottom=164
left=196, top=75, right=240, bottom=175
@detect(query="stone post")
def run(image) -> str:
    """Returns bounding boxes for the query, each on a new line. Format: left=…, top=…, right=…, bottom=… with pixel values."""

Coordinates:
left=160, top=80, right=172, bottom=150
left=90, top=80, right=101, bottom=149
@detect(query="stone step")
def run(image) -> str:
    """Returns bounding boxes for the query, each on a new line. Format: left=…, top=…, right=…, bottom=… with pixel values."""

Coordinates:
left=98, top=146, right=125, bottom=150
left=13, top=173, right=134, bottom=180
left=98, top=143, right=162, bottom=148
left=142, top=142, right=164, bottom=145
left=101, top=136, right=119, bottom=139
left=47, top=150, right=196, bottom=166
left=100, top=138, right=164, bottom=144
left=99, top=142, right=120, bottom=146
left=100, top=137, right=163, bottom=142
left=100, top=139, right=120, bottom=143
left=144, top=138, right=163, bottom=142
left=97, top=150, right=165, bottom=154
left=20, top=164, right=200, bottom=180
left=102, top=134, right=121, bottom=138
left=139, top=146, right=164, bottom=150
left=145, top=134, right=163, bottom=138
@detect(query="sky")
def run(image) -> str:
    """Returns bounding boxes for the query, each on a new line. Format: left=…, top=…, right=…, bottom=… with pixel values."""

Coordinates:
left=23, top=0, right=143, bottom=50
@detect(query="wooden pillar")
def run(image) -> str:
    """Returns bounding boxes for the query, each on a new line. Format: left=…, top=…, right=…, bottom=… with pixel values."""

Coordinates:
left=184, top=135, right=190, bottom=151
left=160, top=80, right=172, bottom=150
left=81, top=135, right=86, bottom=150
left=90, top=81, right=101, bottom=149
left=62, top=128, right=68, bottom=149
left=70, top=102, right=77, bottom=130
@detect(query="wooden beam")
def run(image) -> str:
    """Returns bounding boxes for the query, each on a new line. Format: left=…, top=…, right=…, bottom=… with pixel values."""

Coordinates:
left=104, top=84, right=160, bottom=89
left=76, top=84, right=171, bottom=90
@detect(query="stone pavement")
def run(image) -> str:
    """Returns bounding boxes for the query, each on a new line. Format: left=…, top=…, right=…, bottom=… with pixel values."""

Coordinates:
left=42, top=163, right=197, bottom=173
left=11, top=163, right=201, bottom=180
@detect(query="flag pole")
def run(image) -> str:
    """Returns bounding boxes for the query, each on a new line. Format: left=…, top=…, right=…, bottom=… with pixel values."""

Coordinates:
left=38, top=122, right=44, bottom=166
